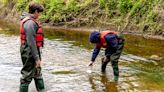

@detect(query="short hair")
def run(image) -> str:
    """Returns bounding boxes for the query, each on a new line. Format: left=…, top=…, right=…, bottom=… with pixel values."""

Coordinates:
left=29, top=2, right=43, bottom=14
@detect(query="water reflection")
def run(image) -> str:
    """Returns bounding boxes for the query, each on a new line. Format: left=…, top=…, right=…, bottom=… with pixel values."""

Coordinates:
left=89, top=75, right=96, bottom=92
left=101, top=73, right=118, bottom=92
left=89, top=73, right=118, bottom=92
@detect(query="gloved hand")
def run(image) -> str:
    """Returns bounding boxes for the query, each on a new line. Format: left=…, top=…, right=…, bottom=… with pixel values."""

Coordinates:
left=101, top=56, right=110, bottom=63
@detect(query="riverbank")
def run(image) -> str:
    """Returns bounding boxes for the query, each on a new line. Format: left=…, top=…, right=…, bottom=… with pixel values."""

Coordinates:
left=0, top=0, right=164, bottom=39
left=43, top=25, right=164, bottom=40
left=1, top=17, right=164, bottom=41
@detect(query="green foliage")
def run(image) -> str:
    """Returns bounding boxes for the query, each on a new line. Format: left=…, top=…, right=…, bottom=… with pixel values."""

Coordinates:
left=46, top=0, right=65, bottom=21
left=1, top=0, right=8, bottom=6
left=146, top=11, right=158, bottom=22
left=107, top=0, right=118, bottom=10
left=1, top=0, right=163, bottom=35
left=128, top=0, right=144, bottom=17
left=16, top=0, right=29, bottom=12
left=78, top=0, right=92, bottom=7
left=99, top=0, right=106, bottom=8
left=118, top=0, right=133, bottom=15
left=65, top=0, right=78, bottom=12
left=1, top=0, right=12, bottom=6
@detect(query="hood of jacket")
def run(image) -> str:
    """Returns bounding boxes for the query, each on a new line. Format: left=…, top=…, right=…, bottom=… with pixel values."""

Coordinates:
left=89, top=31, right=100, bottom=43
left=20, top=12, right=36, bottom=20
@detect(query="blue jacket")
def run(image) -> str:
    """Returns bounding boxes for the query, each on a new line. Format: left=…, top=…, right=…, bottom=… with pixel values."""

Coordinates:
left=90, top=33, right=118, bottom=62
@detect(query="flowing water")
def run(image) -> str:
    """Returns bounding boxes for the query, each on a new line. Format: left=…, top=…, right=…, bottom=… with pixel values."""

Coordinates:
left=0, top=20, right=163, bottom=92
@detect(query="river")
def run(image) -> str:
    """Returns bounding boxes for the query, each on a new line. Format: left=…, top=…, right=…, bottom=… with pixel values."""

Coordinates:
left=0, top=20, right=163, bottom=92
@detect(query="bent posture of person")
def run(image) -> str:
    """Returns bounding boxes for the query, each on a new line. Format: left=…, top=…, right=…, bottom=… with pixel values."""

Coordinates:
left=88, top=31, right=125, bottom=81
left=19, top=2, right=45, bottom=92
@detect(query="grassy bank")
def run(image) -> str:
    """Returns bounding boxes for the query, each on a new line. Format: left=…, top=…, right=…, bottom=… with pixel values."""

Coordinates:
left=0, top=0, right=164, bottom=36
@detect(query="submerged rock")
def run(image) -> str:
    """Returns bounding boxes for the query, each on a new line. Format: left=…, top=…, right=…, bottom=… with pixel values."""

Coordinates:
left=149, top=55, right=163, bottom=61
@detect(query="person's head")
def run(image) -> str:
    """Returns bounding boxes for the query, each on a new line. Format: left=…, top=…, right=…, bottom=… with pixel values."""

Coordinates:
left=29, top=2, right=44, bottom=19
left=89, top=31, right=101, bottom=43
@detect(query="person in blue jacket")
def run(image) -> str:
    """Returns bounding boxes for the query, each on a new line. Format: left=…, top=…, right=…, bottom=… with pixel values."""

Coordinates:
left=88, top=31, right=125, bottom=81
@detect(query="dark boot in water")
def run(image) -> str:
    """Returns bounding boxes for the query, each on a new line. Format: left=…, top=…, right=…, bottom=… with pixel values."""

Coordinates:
left=112, top=62, right=119, bottom=82
left=19, top=85, right=28, bottom=92
left=34, top=79, right=45, bottom=92
left=101, top=61, right=108, bottom=72
left=114, top=76, right=119, bottom=82
left=101, top=57, right=110, bottom=72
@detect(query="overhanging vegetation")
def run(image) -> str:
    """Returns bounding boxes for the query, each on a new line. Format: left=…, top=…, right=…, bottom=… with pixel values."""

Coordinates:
left=0, top=0, right=164, bottom=36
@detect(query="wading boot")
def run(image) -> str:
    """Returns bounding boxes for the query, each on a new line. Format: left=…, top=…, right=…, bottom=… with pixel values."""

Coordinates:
left=112, top=64, right=119, bottom=82
left=101, top=57, right=110, bottom=72
left=101, top=61, right=108, bottom=72
left=114, top=76, right=119, bottom=82
left=35, top=79, right=45, bottom=92
left=19, top=85, right=28, bottom=92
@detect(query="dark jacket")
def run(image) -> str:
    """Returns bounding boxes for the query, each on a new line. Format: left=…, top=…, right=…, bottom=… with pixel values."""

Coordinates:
left=90, top=32, right=118, bottom=62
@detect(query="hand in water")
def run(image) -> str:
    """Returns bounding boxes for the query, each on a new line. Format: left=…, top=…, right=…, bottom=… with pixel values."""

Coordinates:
left=87, top=62, right=93, bottom=73
left=86, top=66, right=92, bottom=73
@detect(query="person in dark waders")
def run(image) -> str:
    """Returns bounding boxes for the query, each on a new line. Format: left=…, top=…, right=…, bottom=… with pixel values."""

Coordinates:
left=88, top=31, right=125, bottom=81
left=19, top=2, right=45, bottom=92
